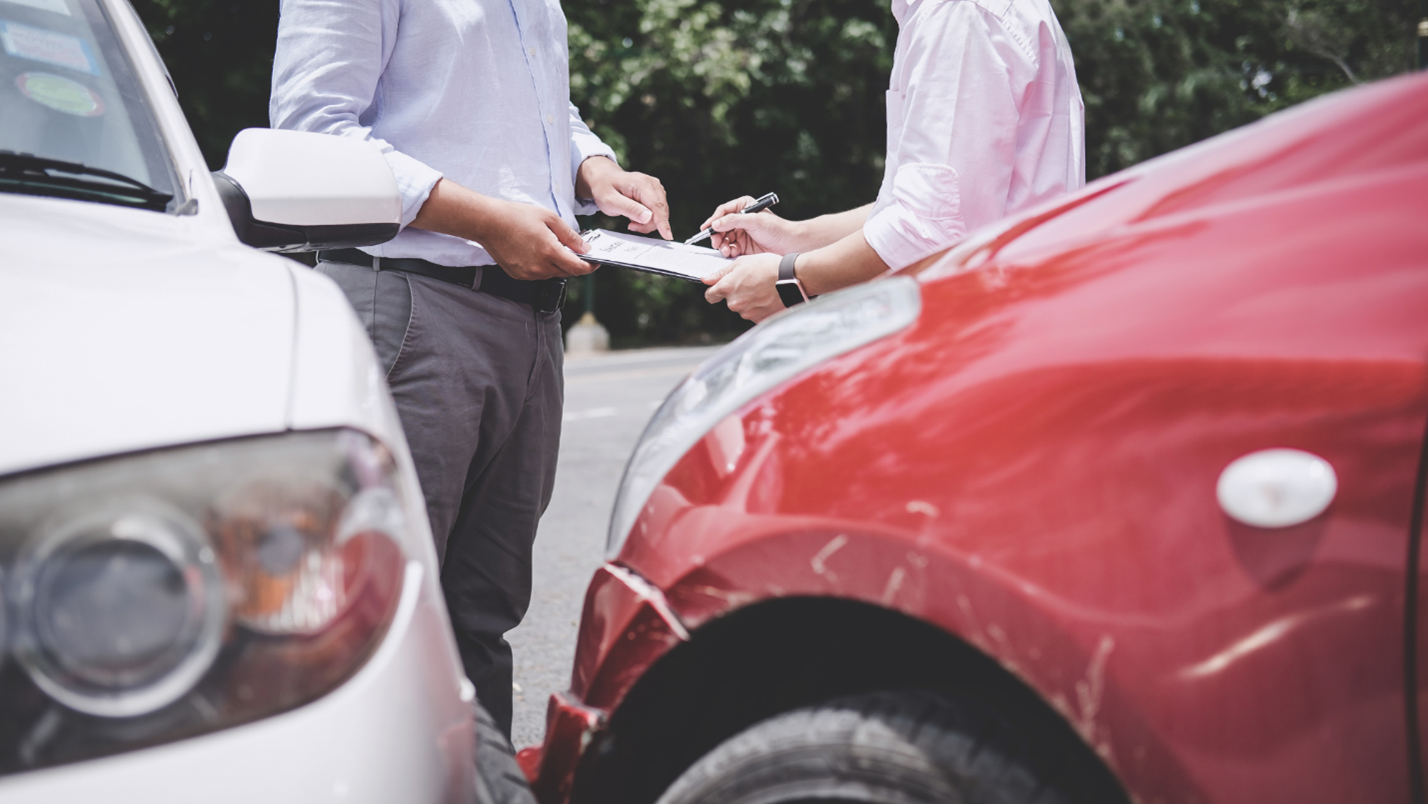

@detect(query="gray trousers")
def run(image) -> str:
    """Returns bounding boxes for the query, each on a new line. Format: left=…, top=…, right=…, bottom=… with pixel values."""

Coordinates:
left=317, top=260, right=563, bottom=738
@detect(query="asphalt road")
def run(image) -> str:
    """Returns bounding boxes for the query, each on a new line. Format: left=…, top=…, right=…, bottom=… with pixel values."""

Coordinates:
left=508, top=345, right=722, bottom=750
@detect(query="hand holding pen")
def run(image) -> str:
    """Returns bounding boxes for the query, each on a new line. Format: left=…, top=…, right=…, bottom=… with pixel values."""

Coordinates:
left=688, top=193, right=781, bottom=255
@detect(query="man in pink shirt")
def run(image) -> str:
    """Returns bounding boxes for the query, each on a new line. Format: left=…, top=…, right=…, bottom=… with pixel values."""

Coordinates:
left=703, top=0, right=1084, bottom=321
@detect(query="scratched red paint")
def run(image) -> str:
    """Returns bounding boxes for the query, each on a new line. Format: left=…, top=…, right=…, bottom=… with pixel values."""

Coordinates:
left=529, top=73, right=1428, bottom=804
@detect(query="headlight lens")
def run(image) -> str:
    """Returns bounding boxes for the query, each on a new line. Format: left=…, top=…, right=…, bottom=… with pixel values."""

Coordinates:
left=607, top=277, right=921, bottom=557
left=15, top=504, right=224, bottom=718
left=0, top=429, right=410, bottom=775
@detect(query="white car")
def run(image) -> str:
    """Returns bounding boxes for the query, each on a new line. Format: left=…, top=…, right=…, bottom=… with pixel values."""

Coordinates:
left=0, top=0, right=524, bottom=801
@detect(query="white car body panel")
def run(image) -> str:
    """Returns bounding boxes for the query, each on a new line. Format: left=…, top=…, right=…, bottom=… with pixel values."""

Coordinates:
left=0, top=0, right=472, bottom=798
left=0, top=205, right=467, bottom=796
left=0, top=195, right=295, bottom=477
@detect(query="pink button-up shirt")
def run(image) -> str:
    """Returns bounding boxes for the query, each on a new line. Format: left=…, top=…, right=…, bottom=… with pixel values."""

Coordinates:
left=864, top=0, right=1085, bottom=270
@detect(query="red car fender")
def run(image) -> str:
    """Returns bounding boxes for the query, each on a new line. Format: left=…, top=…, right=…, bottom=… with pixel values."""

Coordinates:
left=529, top=73, right=1428, bottom=804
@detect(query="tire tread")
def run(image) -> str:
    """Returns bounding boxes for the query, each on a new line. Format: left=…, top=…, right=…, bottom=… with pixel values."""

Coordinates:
left=655, top=691, right=1071, bottom=804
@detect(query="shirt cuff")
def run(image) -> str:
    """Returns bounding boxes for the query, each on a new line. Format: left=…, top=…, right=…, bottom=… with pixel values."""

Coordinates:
left=383, top=150, right=444, bottom=229
left=570, top=134, right=617, bottom=217
left=863, top=163, right=968, bottom=271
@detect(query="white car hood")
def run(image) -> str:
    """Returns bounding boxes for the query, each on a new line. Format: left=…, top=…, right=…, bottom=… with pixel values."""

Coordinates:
left=0, top=197, right=297, bottom=476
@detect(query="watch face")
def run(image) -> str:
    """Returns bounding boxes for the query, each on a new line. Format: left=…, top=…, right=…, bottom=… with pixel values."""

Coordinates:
left=776, top=280, right=805, bottom=307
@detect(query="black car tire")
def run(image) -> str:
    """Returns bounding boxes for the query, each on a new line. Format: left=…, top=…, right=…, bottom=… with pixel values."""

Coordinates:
left=653, top=690, right=1069, bottom=804
left=473, top=701, right=538, bottom=804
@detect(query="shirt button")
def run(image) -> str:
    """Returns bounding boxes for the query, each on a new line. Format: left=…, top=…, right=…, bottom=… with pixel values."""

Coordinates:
left=529, top=47, right=536, bottom=56
left=546, top=114, right=554, bottom=123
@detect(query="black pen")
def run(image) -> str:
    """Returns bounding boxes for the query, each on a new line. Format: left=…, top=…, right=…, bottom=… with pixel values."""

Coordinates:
left=684, top=192, right=780, bottom=245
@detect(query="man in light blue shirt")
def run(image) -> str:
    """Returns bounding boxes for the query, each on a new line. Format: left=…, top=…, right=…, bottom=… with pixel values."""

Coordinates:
left=271, top=0, right=671, bottom=737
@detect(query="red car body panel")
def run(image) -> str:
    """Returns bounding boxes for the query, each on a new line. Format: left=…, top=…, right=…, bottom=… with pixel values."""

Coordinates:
left=528, top=74, right=1428, bottom=804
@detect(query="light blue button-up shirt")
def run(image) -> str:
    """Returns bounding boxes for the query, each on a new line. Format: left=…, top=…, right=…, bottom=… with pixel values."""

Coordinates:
left=270, top=0, right=616, bottom=267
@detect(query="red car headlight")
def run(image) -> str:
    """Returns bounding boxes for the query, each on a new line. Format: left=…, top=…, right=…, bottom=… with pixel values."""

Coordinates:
left=608, top=278, right=922, bottom=557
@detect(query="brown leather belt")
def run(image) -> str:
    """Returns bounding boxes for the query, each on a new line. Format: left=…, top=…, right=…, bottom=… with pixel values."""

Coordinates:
left=317, top=248, right=567, bottom=312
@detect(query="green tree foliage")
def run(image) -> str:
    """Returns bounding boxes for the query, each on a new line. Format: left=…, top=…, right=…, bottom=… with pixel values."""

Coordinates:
left=1057, top=0, right=1418, bottom=177
left=131, top=0, right=1416, bottom=345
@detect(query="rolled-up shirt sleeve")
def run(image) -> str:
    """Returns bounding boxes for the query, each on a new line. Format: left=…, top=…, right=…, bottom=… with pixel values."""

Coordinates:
left=568, top=101, right=617, bottom=216
left=864, top=0, right=1021, bottom=270
left=270, top=0, right=442, bottom=229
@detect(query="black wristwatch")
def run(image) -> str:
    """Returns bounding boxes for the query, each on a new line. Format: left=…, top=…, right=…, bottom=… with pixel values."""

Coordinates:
left=776, top=252, right=810, bottom=308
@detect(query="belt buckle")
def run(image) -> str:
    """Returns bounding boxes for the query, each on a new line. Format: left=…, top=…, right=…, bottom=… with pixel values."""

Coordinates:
left=540, top=278, right=568, bottom=312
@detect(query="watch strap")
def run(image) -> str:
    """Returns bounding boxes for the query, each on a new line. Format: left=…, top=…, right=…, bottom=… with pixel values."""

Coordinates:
left=779, top=252, right=801, bottom=282
left=776, top=252, right=807, bottom=308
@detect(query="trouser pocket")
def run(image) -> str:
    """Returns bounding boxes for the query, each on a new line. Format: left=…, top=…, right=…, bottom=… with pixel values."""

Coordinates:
left=372, top=271, right=414, bottom=379
left=315, top=261, right=413, bottom=377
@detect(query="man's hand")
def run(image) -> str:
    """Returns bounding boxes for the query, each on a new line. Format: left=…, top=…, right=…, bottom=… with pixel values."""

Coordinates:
left=701, top=196, right=800, bottom=258
left=477, top=196, right=597, bottom=280
left=703, top=253, right=784, bottom=323
left=410, top=179, right=593, bottom=281
left=577, top=156, right=673, bottom=240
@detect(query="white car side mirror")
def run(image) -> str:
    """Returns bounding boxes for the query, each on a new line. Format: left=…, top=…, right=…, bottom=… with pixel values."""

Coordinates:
left=213, top=128, right=400, bottom=253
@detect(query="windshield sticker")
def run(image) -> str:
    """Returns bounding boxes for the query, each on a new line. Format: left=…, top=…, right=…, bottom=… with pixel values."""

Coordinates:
left=15, top=71, right=103, bottom=116
left=0, top=0, right=70, bottom=16
left=1, top=20, right=97, bottom=75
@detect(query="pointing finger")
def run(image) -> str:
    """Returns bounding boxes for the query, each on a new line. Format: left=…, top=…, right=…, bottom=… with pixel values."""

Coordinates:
left=637, top=179, right=673, bottom=241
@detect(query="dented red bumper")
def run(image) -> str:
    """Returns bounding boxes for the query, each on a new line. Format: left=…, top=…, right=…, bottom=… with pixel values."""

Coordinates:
left=521, top=564, right=688, bottom=803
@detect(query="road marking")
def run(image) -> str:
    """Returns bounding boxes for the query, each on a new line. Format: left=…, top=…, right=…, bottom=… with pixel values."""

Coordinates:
left=564, top=345, right=722, bottom=369
left=564, top=407, right=618, bottom=422
left=565, top=365, right=699, bottom=385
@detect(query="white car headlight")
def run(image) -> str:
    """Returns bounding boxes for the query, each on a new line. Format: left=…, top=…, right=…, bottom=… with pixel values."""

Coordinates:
left=0, top=429, right=412, bottom=771
left=607, top=277, right=922, bottom=557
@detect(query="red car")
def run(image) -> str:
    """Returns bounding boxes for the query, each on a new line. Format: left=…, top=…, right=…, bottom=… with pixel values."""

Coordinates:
left=523, top=73, right=1428, bottom=804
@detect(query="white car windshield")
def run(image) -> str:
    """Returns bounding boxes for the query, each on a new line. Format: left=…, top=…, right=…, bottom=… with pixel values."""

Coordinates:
left=0, top=0, right=180, bottom=212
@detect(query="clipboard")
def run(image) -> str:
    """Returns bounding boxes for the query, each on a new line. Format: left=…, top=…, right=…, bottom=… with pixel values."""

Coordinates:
left=580, top=229, right=731, bottom=283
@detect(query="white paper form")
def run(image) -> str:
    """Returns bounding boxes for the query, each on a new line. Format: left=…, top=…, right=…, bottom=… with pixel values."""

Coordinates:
left=581, top=229, right=731, bottom=282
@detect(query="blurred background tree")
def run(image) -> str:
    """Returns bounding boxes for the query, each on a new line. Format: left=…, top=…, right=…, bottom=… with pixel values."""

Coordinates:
left=1059, top=0, right=1417, bottom=177
left=131, top=0, right=1417, bottom=346
left=132, top=0, right=279, bottom=163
